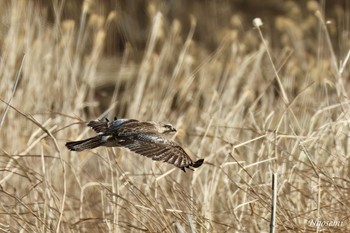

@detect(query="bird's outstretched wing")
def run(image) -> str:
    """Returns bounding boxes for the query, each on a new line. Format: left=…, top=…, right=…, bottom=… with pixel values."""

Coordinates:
left=118, top=133, right=203, bottom=171
left=87, top=120, right=108, bottom=134
left=88, top=118, right=138, bottom=134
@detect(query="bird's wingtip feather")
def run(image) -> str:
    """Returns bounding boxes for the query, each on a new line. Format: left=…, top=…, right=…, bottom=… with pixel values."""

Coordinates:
left=193, top=159, right=204, bottom=168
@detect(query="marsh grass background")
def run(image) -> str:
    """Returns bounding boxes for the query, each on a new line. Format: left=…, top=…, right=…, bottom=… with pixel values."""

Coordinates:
left=0, top=0, right=349, bottom=232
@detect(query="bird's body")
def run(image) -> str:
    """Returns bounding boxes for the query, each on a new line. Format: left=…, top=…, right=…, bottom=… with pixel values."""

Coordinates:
left=66, top=118, right=204, bottom=172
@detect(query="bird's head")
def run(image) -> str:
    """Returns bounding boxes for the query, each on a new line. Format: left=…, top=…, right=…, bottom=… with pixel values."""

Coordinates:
left=159, top=123, right=177, bottom=134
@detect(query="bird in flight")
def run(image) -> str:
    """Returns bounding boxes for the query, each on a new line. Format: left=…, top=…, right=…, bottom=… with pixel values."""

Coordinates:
left=66, top=118, right=204, bottom=172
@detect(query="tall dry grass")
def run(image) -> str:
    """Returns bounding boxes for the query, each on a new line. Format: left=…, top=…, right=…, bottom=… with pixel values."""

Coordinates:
left=0, top=0, right=349, bottom=232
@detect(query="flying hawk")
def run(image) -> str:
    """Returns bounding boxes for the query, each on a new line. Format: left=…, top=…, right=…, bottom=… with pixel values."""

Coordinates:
left=65, top=118, right=204, bottom=172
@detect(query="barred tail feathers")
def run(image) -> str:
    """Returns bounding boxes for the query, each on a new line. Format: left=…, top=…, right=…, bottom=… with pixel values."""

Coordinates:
left=65, top=135, right=104, bottom=151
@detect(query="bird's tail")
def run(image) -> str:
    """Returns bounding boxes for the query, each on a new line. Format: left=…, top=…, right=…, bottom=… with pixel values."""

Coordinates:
left=66, top=135, right=104, bottom=151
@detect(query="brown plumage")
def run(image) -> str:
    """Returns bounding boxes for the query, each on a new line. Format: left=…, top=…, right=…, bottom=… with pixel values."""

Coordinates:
left=66, top=118, right=204, bottom=172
